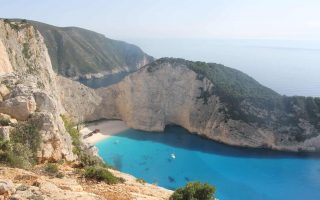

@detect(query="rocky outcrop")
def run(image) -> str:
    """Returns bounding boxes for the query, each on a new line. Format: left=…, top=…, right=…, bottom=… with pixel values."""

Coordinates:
left=0, top=166, right=172, bottom=200
left=0, top=95, right=36, bottom=121
left=57, top=76, right=101, bottom=122
left=0, top=167, right=101, bottom=200
left=75, top=60, right=319, bottom=153
left=0, top=19, right=75, bottom=162
left=0, top=40, right=13, bottom=75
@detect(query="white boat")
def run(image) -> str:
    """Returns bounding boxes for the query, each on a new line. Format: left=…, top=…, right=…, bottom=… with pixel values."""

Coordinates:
left=171, top=153, right=176, bottom=159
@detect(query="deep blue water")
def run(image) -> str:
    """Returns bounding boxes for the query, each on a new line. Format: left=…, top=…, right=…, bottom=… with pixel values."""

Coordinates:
left=96, top=126, right=320, bottom=200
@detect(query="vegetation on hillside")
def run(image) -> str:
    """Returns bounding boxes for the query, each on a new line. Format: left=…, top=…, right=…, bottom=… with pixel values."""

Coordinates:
left=28, top=20, right=154, bottom=77
left=61, top=115, right=123, bottom=184
left=44, top=163, right=65, bottom=178
left=3, top=19, right=31, bottom=31
left=0, top=121, right=40, bottom=169
left=148, top=58, right=279, bottom=99
left=84, top=165, right=124, bottom=184
left=170, top=182, right=216, bottom=200
left=148, top=58, right=320, bottom=138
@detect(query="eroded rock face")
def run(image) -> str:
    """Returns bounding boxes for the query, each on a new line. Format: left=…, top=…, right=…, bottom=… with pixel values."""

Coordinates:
left=0, top=40, right=13, bottom=75
left=84, top=62, right=320, bottom=152
left=95, top=63, right=225, bottom=132
left=93, top=64, right=272, bottom=149
left=0, top=95, right=36, bottom=120
left=57, top=76, right=101, bottom=122
left=0, top=19, right=75, bottom=162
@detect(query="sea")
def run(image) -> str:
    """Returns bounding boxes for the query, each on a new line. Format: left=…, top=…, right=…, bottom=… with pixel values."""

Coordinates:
left=92, top=39, right=320, bottom=200
left=96, top=126, right=320, bottom=200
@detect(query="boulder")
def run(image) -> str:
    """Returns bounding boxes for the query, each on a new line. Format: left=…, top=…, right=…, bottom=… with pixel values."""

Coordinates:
left=31, top=112, right=75, bottom=162
left=0, top=96, right=36, bottom=121
left=0, top=85, right=10, bottom=99
left=0, top=113, right=10, bottom=120
left=0, top=126, right=12, bottom=141
left=0, top=180, right=16, bottom=197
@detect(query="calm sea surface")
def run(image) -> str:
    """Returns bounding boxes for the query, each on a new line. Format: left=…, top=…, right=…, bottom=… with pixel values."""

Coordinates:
left=96, top=126, right=320, bottom=200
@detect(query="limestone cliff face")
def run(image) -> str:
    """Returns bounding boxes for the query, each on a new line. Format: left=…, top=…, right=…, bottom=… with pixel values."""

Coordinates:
left=57, top=75, right=101, bottom=122
left=0, top=19, right=74, bottom=161
left=95, top=63, right=223, bottom=131
left=88, top=61, right=320, bottom=152
left=0, top=39, right=13, bottom=74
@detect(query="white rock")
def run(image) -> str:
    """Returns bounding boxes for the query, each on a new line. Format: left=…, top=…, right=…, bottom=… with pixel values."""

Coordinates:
left=0, top=95, right=36, bottom=121
left=0, top=180, right=16, bottom=196
left=0, top=126, right=12, bottom=141
left=0, top=84, right=10, bottom=99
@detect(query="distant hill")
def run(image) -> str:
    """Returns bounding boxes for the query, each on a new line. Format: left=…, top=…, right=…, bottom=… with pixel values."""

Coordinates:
left=27, top=20, right=153, bottom=77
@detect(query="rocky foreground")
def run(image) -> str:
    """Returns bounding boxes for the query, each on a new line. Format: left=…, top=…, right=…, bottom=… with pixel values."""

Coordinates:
left=0, top=165, right=172, bottom=200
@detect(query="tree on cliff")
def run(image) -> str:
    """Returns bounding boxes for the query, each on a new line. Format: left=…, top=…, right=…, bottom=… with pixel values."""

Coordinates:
left=170, top=182, right=216, bottom=200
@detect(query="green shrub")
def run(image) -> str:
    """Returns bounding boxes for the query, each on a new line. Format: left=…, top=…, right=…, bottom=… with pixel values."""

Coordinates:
left=0, top=119, right=10, bottom=126
left=45, top=163, right=59, bottom=174
left=10, top=121, right=41, bottom=155
left=61, top=115, right=107, bottom=167
left=27, top=194, right=44, bottom=200
left=0, top=121, right=41, bottom=169
left=61, top=115, right=81, bottom=156
left=136, top=178, right=146, bottom=184
left=22, top=42, right=31, bottom=59
left=55, top=172, right=65, bottom=178
left=78, top=151, right=103, bottom=167
left=84, top=166, right=124, bottom=184
left=0, top=141, right=34, bottom=169
left=16, top=184, right=29, bottom=191
left=170, top=182, right=216, bottom=200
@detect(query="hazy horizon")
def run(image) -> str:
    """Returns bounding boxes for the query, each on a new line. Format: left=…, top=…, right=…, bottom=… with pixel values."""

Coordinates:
left=1, top=0, right=320, bottom=41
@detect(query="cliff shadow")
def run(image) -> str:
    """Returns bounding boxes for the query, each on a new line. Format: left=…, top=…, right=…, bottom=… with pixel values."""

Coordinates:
left=112, top=125, right=320, bottom=160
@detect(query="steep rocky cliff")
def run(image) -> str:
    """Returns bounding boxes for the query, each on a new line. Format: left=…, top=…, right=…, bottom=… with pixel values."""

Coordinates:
left=0, top=19, right=74, bottom=161
left=64, top=58, right=319, bottom=152
left=29, top=20, right=154, bottom=79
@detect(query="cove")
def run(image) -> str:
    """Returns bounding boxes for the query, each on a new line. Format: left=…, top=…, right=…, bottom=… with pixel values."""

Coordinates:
left=95, top=126, right=320, bottom=200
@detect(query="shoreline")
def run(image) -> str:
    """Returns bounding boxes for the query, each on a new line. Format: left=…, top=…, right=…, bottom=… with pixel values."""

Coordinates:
left=80, top=120, right=128, bottom=144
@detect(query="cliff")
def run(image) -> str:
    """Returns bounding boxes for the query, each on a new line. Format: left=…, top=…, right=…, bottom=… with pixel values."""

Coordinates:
left=0, top=19, right=74, bottom=161
left=63, top=58, right=319, bottom=152
left=0, top=18, right=172, bottom=199
left=29, top=20, right=154, bottom=78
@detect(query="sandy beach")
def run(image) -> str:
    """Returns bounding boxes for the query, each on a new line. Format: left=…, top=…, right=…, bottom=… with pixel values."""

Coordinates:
left=80, top=120, right=128, bottom=144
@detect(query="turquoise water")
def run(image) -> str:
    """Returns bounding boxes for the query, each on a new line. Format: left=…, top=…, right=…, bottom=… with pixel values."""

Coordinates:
left=96, top=126, right=320, bottom=200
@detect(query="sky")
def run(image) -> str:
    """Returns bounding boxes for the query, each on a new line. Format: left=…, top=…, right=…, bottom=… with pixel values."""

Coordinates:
left=1, top=0, right=320, bottom=41
left=1, top=0, right=320, bottom=96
